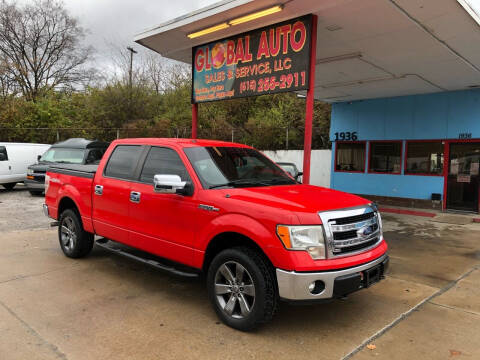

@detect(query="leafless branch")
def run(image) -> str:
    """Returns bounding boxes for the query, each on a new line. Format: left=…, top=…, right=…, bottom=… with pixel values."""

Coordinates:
left=0, top=0, right=94, bottom=100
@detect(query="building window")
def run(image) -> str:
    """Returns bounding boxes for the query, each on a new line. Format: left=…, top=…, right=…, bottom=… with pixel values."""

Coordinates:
left=405, top=141, right=444, bottom=175
left=335, top=142, right=366, bottom=172
left=369, top=141, right=402, bottom=174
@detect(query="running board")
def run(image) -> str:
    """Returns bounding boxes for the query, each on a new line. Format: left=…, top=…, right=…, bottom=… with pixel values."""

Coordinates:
left=95, top=240, right=200, bottom=278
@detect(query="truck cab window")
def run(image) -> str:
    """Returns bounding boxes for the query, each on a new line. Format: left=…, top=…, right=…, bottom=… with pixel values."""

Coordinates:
left=85, top=148, right=106, bottom=165
left=104, top=145, right=142, bottom=180
left=0, top=146, right=7, bottom=161
left=140, top=147, right=191, bottom=184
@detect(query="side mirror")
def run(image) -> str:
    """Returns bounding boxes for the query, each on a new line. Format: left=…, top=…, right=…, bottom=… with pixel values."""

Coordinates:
left=296, top=172, right=303, bottom=182
left=154, top=174, right=186, bottom=194
left=0, top=153, right=6, bottom=161
left=37, top=155, right=42, bottom=161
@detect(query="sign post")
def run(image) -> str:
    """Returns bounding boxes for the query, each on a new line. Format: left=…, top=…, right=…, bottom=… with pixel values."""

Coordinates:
left=302, top=15, right=317, bottom=185
left=192, top=103, right=198, bottom=139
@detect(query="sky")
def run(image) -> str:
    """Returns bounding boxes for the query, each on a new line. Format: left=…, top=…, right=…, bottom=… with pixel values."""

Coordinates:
left=61, top=0, right=218, bottom=71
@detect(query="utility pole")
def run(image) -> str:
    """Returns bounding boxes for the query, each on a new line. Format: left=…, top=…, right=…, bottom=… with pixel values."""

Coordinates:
left=126, top=46, right=137, bottom=122
left=126, top=47, right=137, bottom=88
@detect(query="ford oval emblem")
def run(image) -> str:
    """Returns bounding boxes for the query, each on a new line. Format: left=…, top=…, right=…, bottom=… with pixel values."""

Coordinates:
left=358, top=225, right=374, bottom=237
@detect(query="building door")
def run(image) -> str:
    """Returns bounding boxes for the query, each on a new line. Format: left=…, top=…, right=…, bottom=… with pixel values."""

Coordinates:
left=446, top=142, right=480, bottom=212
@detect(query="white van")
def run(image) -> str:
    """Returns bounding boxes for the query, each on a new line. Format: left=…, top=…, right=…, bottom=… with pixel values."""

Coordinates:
left=0, top=143, right=51, bottom=190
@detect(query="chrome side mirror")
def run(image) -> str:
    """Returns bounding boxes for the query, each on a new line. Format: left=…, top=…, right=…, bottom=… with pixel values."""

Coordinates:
left=153, top=174, right=186, bottom=194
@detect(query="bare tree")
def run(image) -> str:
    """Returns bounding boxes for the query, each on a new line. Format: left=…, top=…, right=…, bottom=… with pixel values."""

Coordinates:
left=144, top=53, right=166, bottom=94
left=104, top=41, right=191, bottom=93
left=0, top=0, right=93, bottom=101
left=166, top=62, right=191, bottom=90
left=142, top=54, right=191, bottom=93
left=0, top=57, right=15, bottom=98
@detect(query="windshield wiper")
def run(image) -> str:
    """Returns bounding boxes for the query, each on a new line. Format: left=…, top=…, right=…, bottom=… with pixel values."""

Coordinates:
left=209, top=179, right=271, bottom=189
left=266, top=178, right=296, bottom=185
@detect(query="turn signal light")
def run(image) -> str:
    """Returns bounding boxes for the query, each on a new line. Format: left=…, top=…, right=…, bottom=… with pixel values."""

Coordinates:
left=276, top=225, right=291, bottom=248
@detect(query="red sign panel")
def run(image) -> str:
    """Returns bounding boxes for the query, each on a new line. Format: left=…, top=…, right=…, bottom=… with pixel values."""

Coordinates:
left=192, top=15, right=313, bottom=103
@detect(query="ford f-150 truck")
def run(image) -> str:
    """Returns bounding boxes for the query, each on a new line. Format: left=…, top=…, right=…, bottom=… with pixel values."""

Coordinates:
left=44, top=138, right=388, bottom=331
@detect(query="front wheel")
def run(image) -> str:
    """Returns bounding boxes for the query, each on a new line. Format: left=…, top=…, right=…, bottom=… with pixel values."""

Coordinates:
left=58, top=209, right=94, bottom=258
left=2, top=182, right=16, bottom=190
left=207, top=247, right=278, bottom=331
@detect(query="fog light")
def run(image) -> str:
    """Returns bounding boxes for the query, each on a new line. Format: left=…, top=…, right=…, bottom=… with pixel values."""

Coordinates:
left=308, top=280, right=325, bottom=295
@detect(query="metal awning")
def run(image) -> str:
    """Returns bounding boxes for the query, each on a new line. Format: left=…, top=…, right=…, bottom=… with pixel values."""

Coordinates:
left=135, top=0, right=480, bottom=102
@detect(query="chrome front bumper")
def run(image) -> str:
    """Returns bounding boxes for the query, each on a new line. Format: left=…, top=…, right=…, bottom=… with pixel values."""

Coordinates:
left=42, top=204, right=49, bottom=218
left=25, top=179, right=45, bottom=190
left=276, top=254, right=388, bottom=301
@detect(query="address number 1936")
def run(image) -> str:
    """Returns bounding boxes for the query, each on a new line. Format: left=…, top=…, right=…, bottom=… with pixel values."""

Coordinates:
left=334, top=132, right=358, bottom=141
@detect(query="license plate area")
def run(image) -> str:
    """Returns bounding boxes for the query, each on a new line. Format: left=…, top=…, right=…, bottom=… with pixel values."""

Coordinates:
left=363, top=264, right=381, bottom=288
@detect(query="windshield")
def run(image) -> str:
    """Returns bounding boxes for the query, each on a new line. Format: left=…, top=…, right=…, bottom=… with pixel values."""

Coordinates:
left=184, top=146, right=295, bottom=189
left=40, top=148, right=85, bottom=164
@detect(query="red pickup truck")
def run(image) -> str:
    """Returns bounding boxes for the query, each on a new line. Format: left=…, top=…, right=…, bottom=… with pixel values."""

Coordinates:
left=44, top=138, right=388, bottom=330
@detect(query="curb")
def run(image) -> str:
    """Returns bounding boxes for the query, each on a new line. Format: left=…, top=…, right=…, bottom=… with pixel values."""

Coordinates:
left=379, top=207, right=436, bottom=218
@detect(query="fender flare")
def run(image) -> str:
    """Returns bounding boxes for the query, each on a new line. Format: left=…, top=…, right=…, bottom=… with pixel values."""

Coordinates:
left=57, top=184, right=94, bottom=233
left=196, top=213, right=284, bottom=268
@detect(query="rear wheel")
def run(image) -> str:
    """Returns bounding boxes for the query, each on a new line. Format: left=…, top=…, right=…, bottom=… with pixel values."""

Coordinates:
left=207, top=246, right=278, bottom=331
left=58, top=209, right=94, bottom=258
left=2, top=182, right=16, bottom=190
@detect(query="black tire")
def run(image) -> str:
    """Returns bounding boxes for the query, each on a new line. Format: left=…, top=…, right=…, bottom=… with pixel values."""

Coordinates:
left=29, top=190, right=43, bottom=196
left=207, top=246, right=278, bottom=331
left=2, top=182, right=16, bottom=190
left=58, top=209, right=94, bottom=258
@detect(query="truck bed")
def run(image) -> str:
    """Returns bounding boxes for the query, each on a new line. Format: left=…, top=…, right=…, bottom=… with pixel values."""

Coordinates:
left=47, top=164, right=98, bottom=178
left=46, top=164, right=98, bottom=233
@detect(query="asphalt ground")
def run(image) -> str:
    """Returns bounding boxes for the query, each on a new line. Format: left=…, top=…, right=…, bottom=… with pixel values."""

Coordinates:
left=0, top=184, right=479, bottom=360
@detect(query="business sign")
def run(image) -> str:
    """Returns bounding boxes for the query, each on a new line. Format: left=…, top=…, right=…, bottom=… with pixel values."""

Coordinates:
left=192, top=15, right=312, bottom=103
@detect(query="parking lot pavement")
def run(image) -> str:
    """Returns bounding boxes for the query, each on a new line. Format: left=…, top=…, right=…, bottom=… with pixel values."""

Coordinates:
left=0, top=188, right=479, bottom=360
left=0, top=184, right=50, bottom=231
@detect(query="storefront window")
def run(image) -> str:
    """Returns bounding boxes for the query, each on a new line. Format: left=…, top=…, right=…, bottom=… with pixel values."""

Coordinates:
left=406, top=141, right=444, bottom=175
left=335, top=142, right=366, bottom=172
left=369, top=142, right=402, bottom=173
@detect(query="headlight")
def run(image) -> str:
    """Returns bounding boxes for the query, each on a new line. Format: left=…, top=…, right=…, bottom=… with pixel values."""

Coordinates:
left=27, top=168, right=34, bottom=175
left=276, top=225, right=326, bottom=260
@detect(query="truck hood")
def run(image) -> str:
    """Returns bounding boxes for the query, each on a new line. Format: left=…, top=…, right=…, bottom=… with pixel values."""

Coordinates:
left=223, top=184, right=371, bottom=214
left=28, top=162, right=49, bottom=172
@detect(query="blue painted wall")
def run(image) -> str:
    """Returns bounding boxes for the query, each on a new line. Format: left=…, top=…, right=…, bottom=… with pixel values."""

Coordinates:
left=329, top=89, right=480, bottom=200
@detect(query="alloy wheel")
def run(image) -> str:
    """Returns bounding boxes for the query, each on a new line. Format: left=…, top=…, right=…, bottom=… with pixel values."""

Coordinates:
left=214, top=261, right=256, bottom=319
left=60, top=216, right=77, bottom=252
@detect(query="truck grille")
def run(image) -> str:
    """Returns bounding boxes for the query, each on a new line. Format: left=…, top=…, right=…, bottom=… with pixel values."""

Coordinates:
left=319, top=206, right=382, bottom=258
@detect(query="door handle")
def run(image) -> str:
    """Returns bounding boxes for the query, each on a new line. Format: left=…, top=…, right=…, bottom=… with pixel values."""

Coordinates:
left=130, top=191, right=141, bottom=203
left=94, top=185, right=103, bottom=195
